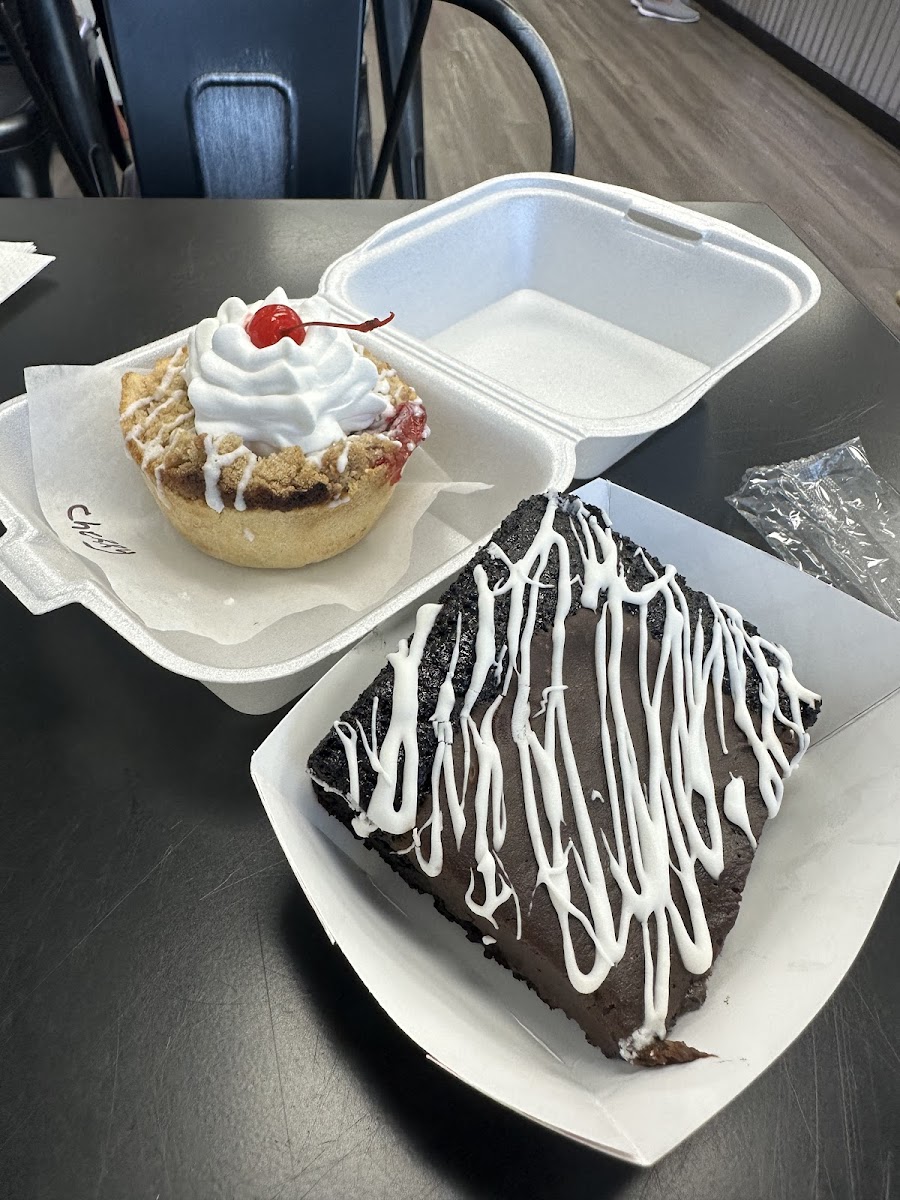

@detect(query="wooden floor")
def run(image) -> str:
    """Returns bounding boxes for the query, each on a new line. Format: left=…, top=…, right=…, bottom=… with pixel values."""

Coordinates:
left=366, top=0, right=900, bottom=332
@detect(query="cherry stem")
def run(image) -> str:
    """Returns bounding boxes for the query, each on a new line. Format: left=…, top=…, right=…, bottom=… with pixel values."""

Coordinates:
left=286, top=312, right=395, bottom=337
left=306, top=312, right=395, bottom=333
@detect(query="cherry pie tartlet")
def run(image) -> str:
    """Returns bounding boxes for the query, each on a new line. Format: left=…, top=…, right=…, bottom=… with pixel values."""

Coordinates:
left=118, top=290, right=428, bottom=569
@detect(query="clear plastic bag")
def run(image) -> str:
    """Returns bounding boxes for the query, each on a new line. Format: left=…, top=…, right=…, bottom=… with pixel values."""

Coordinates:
left=727, top=438, right=900, bottom=620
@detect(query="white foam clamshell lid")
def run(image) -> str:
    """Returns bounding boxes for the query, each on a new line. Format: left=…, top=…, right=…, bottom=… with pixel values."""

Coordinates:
left=251, top=478, right=900, bottom=1164
left=0, top=176, right=819, bottom=712
left=322, top=174, right=820, bottom=477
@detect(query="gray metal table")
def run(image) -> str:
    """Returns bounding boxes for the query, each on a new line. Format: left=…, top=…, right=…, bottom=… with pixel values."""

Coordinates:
left=0, top=199, right=897, bottom=1200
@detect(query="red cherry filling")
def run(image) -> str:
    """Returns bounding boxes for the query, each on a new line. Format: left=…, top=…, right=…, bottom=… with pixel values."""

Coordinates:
left=244, top=303, right=307, bottom=348
left=246, top=303, right=395, bottom=348
left=373, top=401, right=429, bottom=484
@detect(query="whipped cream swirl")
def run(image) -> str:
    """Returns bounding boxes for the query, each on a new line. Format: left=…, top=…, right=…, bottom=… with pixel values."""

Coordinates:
left=185, top=288, right=389, bottom=456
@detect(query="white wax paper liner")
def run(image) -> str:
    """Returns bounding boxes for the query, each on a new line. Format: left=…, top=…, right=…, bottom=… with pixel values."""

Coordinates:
left=25, top=361, right=489, bottom=646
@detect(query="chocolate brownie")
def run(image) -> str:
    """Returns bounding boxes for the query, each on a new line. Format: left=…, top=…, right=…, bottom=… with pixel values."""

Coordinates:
left=308, top=493, right=820, bottom=1064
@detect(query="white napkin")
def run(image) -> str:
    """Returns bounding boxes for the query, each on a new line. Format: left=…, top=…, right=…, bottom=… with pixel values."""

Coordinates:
left=0, top=241, right=54, bottom=304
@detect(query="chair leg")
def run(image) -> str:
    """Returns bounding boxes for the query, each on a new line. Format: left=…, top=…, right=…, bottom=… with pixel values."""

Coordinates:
left=370, top=0, right=432, bottom=198
left=372, top=0, right=427, bottom=199
left=441, top=0, right=575, bottom=175
left=355, top=51, right=374, bottom=197
left=0, top=133, right=53, bottom=196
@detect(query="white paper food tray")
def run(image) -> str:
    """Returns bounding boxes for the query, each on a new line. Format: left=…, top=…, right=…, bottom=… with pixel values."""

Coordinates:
left=0, top=176, right=819, bottom=712
left=250, top=478, right=900, bottom=1164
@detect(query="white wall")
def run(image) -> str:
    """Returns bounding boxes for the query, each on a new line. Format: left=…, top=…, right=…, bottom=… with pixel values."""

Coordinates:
left=724, top=0, right=900, bottom=120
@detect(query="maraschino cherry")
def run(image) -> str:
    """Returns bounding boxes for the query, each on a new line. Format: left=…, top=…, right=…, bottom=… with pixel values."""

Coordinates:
left=246, top=303, right=395, bottom=349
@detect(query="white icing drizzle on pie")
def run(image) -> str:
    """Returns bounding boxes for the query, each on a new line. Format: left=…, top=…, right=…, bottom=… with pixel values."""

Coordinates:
left=120, top=347, right=187, bottom=423
left=121, top=347, right=192, bottom=478
left=322, top=494, right=819, bottom=1050
left=138, top=412, right=191, bottom=471
left=201, top=435, right=258, bottom=514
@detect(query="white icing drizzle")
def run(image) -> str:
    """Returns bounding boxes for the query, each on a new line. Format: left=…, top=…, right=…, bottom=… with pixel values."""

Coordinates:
left=120, top=348, right=192, bottom=483
left=120, top=348, right=187, bottom=423
left=723, top=774, right=757, bottom=849
left=202, top=435, right=258, bottom=514
left=139, top=411, right=192, bottom=470
left=618, top=1025, right=656, bottom=1062
left=374, top=365, right=398, bottom=401
left=418, top=613, right=464, bottom=877
left=122, top=347, right=257, bottom=514
left=329, top=494, right=819, bottom=1046
left=360, top=604, right=443, bottom=835
left=234, top=451, right=257, bottom=513
left=309, top=765, right=376, bottom=838
left=125, top=391, right=181, bottom=440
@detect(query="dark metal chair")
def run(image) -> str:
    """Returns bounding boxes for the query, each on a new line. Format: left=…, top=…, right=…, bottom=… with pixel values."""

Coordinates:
left=97, top=0, right=572, bottom=199
left=0, top=45, right=52, bottom=197
left=0, top=0, right=120, bottom=196
left=369, top=0, right=576, bottom=199
left=96, top=0, right=369, bottom=199
left=453, top=0, right=575, bottom=174
left=10, top=0, right=573, bottom=200
left=372, top=0, right=427, bottom=200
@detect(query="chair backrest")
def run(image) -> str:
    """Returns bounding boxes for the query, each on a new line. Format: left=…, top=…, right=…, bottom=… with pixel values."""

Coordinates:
left=97, top=0, right=367, bottom=198
left=0, top=0, right=118, bottom=195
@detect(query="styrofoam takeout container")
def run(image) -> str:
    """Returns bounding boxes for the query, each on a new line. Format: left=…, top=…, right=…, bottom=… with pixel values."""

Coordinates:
left=321, top=174, right=821, bottom=477
left=251, top=478, right=900, bottom=1164
left=0, top=176, right=820, bottom=712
